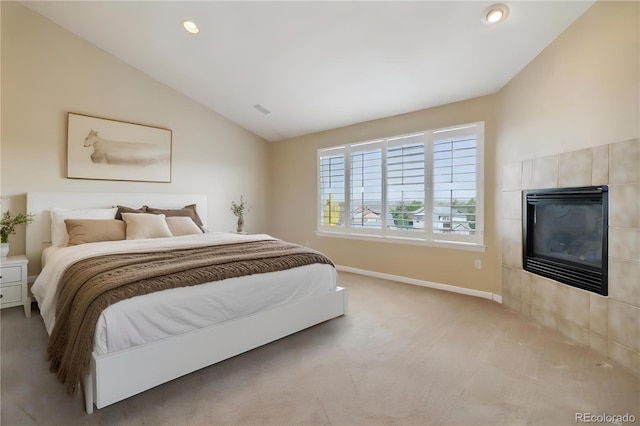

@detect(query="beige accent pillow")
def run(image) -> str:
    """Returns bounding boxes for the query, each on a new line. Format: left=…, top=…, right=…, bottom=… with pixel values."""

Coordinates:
left=165, top=216, right=203, bottom=236
left=65, top=219, right=126, bottom=245
left=51, top=207, right=118, bottom=246
left=121, top=213, right=173, bottom=240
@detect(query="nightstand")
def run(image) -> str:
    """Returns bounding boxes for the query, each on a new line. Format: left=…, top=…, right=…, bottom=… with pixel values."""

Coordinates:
left=0, top=255, right=30, bottom=318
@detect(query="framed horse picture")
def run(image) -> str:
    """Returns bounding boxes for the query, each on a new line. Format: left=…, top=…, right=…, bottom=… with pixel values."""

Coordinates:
left=67, top=113, right=172, bottom=183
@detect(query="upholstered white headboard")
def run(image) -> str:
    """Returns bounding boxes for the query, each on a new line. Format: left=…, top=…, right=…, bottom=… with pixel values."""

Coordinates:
left=26, top=192, right=207, bottom=274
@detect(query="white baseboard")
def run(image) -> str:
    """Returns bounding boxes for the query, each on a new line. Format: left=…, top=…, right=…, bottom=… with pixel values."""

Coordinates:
left=336, top=265, right=502, bottom=304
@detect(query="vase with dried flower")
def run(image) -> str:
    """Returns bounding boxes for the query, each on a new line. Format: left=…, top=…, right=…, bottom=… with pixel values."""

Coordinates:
left=1, top=211, right=35, bottom=257
left=230, top=196, right=251, bottom=233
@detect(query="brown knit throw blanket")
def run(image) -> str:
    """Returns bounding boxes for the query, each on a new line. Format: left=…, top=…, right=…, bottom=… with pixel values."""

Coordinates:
left=47, top=239, right=334, bottom=394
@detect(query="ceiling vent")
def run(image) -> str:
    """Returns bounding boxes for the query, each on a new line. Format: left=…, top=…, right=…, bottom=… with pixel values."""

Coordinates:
left=253, top=104, right=271, bottom=115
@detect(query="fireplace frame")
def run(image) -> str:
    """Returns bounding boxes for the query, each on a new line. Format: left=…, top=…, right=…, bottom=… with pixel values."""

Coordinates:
left=522, top=185, right=608, bottom=296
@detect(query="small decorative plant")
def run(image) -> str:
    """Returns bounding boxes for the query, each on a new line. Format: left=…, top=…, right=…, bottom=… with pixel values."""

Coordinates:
left=230, top=196, right=251, bottom=232
left=1, top=211, right=35, bottom=244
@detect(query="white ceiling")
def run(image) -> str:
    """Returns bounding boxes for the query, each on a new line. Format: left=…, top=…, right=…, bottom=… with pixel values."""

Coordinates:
left=23, top=1, right=595, bottom=142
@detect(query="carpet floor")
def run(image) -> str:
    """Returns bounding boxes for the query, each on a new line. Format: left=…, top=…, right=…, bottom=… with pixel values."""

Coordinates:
left=1, top=271, right=638, bottom=425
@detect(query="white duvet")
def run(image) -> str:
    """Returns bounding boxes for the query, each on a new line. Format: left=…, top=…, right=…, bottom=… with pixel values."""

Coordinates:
left=31, top=232, right=337, bottom=355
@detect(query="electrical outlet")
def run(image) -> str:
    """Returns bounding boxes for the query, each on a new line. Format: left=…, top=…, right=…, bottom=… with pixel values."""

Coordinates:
left=475, top=260, right=482, bottom=269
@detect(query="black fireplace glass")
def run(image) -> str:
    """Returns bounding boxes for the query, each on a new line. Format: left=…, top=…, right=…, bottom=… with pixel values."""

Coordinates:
left=532, top=203, right=603, bottom=268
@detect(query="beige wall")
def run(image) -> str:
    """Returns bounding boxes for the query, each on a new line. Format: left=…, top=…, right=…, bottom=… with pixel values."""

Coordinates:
left=1, top=2, right=271, bottom=262
left=270, top=95, right=500, bottom=294
left=496, top=0, right=639, bottom=166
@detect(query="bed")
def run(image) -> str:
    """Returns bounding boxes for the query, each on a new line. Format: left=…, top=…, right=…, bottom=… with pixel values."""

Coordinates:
left=26, top=192, right=347, bottom=414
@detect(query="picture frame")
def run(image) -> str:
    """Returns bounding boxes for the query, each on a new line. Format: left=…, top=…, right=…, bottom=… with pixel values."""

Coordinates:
left=67, top=113, right=172, bottom=183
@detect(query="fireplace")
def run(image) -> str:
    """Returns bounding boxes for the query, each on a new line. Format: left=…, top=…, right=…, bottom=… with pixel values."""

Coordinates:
left=522, top=186, right=608, bottom=296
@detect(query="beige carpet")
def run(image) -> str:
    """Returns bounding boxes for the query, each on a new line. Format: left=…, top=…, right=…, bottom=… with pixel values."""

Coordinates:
left=1, top=272, right=638, bottom=425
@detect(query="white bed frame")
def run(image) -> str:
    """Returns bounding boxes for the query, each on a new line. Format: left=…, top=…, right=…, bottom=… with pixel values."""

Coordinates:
left=26, top=192, right=347, bottom=414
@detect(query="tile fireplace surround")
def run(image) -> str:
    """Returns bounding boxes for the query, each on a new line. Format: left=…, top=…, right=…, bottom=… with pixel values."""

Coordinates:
left=502, top=138, right=639, bottom=375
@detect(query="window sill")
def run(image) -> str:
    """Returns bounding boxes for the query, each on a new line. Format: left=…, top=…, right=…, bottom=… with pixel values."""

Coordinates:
left=316, top=230, right=486, bottom=252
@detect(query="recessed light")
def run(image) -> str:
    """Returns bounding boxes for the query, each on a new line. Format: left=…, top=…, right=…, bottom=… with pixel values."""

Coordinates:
left=182, top=20, right=199, bottom=34
left=482, top=3, right=509, bottom=25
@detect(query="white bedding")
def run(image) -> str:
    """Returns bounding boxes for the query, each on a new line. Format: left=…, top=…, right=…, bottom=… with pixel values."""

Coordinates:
left=32, top=232, right=337, bottom=355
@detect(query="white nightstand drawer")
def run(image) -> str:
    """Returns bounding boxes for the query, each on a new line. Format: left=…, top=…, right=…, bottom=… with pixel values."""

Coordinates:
left=0, top=256, right=30, bottom=317
left=0, top=265, right=23, bottom=284
left=0, top=285, right=22, bottom=305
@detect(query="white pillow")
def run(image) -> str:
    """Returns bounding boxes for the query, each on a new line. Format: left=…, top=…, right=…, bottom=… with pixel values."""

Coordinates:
left=51, top=207, right=118, bottom=246
left=122, top=213, right=173, bottom=240
left=165, top=216, right=203, bottom=236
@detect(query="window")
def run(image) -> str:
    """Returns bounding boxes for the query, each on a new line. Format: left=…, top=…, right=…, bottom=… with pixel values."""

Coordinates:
left=317, top=122, right=484, bottom=249
left=319, top=147, right=346, bottom=227
left=350, top=141, right=382, bottom=232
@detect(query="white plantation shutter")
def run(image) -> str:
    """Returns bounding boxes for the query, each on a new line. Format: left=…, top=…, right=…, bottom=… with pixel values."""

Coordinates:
left=349, top=141, right=383, bottom=231
left=386, top=134, right=426, bottom=235
left=317, top=122, right=483, bottom=248
left=430, top=124, right=482, bottom=242
left=318, top=148, right=346, bottom=230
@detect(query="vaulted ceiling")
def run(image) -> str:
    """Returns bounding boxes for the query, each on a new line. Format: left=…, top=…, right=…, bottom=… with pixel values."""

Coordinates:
left=23, top=1, right=595, bottom=142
